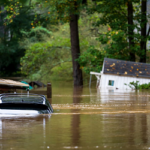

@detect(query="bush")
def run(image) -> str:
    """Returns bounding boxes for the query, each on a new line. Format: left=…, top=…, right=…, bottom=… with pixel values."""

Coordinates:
left=125, top=81, right=150, bottom=90
left=76, top=46, right=104, bottom=74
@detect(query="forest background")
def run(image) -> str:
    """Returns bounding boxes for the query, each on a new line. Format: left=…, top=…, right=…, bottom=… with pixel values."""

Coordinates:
left=0, top=0, right=149, bottom=86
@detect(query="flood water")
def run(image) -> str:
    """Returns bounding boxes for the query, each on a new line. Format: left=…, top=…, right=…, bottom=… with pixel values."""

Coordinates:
left=1, top=81, right=150, bottom=150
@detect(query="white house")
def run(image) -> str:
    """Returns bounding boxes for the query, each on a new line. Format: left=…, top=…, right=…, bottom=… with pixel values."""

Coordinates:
left=90, top=58, right=150, bottom=90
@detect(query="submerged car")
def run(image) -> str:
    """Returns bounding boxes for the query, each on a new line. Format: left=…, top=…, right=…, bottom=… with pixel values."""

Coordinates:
left=0, top=93, right=53, bottom=115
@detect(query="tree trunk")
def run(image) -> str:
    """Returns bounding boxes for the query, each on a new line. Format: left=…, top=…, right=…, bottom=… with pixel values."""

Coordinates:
left=140, top=0, right=147, bottom=63
left=128, top=1, right=135, bottom=61
left=70, top=14, right=83, bottom=87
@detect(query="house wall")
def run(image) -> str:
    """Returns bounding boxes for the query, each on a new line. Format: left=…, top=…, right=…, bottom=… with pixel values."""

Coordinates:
left=99, top=74, right=150, bottom=90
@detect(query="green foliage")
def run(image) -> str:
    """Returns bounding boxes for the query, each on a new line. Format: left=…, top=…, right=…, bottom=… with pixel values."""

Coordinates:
left=98, top=34, right=108, bottom=44
left=75, top=12, right=107, bottom=75
left=20, top=26, right=52, bottom=44
left=125, top=81, right=140, bottom=90
left=0, top=0, right=105, bottom=80
left=51, top=62, right=73, bottom=80
left=139, top=83, right=150, bottom=90
left=100, top=30, right=134, bottom=60
left=88, top=0, right=148, bottom=61
left=20, top=11, right=105, bottom=81
left=0, top=41, right=25, bottom=76
left=125, top=81, right=150, bottom=90
left=0, top=0, right=52, bottom=76
left=20, top=24, right=71, bottom=81
left=77, top=46, right=104, bottom=74
left=30, top=0, right=87, bottom=26
left=21, top=42, right=60, bottom=75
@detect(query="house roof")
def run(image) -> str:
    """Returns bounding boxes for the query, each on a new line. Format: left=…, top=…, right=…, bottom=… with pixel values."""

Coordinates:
left=103, top=58, right=150, bottom=78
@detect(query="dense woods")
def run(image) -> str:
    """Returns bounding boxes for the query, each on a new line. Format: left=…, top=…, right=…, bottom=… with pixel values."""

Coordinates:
left=0, top=0, right=149, bottom=86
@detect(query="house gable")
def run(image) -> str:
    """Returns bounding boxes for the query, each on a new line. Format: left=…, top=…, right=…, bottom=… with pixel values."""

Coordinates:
left=103, top=58, right=150, bottom=78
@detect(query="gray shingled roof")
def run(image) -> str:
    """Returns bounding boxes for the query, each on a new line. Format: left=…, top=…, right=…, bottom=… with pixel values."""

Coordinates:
left=103, top=58, right=150, bottom=78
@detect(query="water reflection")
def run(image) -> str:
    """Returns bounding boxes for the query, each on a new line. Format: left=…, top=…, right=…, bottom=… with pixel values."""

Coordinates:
left=73, top=87, right=83, bottom=104
left=0, top=115, right=51, bottom=149
left=96, top=88, right=136, bottom=102
left=102, top=113, right=150, bottom=148
left=141, top=114, right=148, bottom=144
left=89, top=88, right=150, bottom=113
left=71, top=87, right=82, bottom=146
left=129, top=114, right=135, bottom=144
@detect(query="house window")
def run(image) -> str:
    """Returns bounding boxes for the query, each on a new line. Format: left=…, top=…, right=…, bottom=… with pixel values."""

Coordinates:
left=108, top=80, right=114, bottom=86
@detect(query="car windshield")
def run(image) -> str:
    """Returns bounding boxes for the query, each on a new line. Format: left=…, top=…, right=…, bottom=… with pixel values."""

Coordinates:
left=0, top=94, right=45, bottom=104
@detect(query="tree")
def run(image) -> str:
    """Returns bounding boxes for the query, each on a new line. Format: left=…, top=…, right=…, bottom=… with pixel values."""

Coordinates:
left=140, top=0, right=147, bottom=63
left=0, top=1, right=32, bottom=76
left=20, top=10, right=102, bottom=81
left=70, top=1, right=83, bottom=86
left=0, top=0, right=50, bottom=76
left=36, top=0, right=84, bottom=86
left=128, top=1, right=135, bottom=61
left=88, top=0, right=148, bottom=62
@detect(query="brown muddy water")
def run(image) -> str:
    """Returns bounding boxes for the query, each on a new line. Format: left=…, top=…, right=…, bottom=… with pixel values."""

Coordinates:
left=1, top=81, right=150, bottom=150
